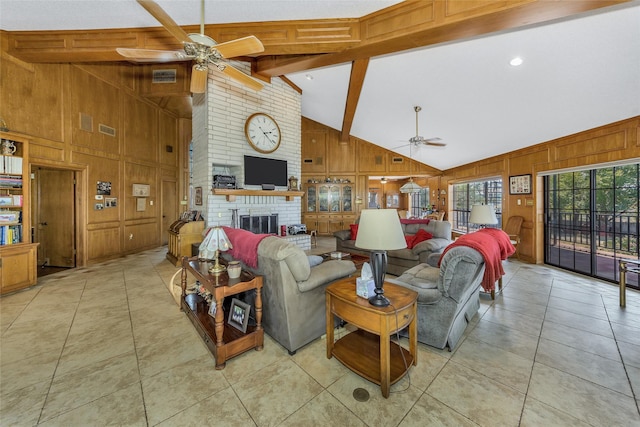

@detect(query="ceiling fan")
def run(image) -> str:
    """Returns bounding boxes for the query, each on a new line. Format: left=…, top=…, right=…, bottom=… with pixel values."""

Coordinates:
left=408, top=106, right=446, bottom=147
left=116, top=0, right=265, bottom=94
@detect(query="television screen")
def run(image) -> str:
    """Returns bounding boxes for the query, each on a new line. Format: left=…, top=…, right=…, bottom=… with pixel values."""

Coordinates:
left=244, top=155, right=288, bottom=187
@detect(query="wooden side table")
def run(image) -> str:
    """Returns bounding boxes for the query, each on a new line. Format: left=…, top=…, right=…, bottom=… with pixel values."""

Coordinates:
left=181, top=256, right=263, bottom=369
left=326, top=277, right=418, bottom=398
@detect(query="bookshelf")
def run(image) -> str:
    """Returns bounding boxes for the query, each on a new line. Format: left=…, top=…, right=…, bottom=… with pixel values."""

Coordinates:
left=0, top=132, right=38, bottom=294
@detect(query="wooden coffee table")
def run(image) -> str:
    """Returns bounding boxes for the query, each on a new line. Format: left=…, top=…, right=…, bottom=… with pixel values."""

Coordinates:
left=325, top=277, right=418, bottom=398
left=321, top=252, right=370, bottom=270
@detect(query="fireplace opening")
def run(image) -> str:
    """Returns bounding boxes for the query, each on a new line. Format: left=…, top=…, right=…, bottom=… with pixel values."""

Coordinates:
left=239, top=214, right=278, bottom=235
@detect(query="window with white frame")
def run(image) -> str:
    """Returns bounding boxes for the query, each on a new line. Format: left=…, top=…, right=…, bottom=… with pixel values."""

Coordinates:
left=451, top=178, right=503, bottom=232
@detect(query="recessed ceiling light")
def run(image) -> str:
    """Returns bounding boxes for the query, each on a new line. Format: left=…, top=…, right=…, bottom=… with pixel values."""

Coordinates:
left=510, top=57, right=523, bottom=67
left=305, top=74, right=314, bottom=80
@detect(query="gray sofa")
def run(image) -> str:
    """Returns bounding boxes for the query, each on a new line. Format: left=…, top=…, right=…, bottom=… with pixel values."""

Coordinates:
left=227, top=236, right=356, bottom=354
left=386, top=246, right=485, bottom=350
left=334, top=219, right=452, bottom=276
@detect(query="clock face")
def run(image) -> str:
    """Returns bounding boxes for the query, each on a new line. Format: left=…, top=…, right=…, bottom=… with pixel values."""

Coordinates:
left=245, top=113, right=281, bottom=153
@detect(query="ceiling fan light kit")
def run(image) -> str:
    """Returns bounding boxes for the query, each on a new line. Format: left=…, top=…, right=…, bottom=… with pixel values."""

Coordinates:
left=118, top=0, right=265, bottom=94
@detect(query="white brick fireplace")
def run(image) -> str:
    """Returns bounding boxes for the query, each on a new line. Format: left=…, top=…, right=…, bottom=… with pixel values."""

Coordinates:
left=191, top=61, right=302, bottom=231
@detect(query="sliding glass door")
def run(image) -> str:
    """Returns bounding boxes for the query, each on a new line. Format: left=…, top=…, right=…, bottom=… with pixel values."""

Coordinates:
left=545, top=164, right=639, bottom=288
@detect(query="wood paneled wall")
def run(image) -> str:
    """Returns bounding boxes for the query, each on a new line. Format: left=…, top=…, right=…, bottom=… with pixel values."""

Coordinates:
left=0, top=37, right=191, bottom=266
left=442, top=117, right=640, bottom=264
left=302, top=117, right=442, bottom=217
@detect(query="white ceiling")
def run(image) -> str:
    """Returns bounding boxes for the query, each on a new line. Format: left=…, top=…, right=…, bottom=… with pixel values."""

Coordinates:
left=2, top=0, right=639, bottom=171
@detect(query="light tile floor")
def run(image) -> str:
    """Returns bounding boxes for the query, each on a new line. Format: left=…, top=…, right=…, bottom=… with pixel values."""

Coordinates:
left=1, top=237, right=639, bottom=426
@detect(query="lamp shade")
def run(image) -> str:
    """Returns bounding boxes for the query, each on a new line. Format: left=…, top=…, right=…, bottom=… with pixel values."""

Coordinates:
left=399, top=179, right=422, bottom=194
left=355, top=209, right=407, bottom=250
left=198, top=226, right=233, bottom=259
left=469, top=204, right=498, bottom=225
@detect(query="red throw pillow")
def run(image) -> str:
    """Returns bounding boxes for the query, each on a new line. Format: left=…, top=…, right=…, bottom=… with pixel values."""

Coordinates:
left=350, top=224, right=359, bottom=240
left=405, top=235, right=416, bottom=248
left=411, top=229, right=433, bottom=247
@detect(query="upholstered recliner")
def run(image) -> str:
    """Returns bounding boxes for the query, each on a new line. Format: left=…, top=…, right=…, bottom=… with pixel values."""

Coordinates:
left=228, top=235, right=356, bottom=354
left=387, top=246, right=485, bottom=350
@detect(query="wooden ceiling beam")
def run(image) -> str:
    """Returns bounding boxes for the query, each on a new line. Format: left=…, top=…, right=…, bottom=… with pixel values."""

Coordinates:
left=340, top=59, right=369, bottom=144
left=255, top=0, right=629, bottom=76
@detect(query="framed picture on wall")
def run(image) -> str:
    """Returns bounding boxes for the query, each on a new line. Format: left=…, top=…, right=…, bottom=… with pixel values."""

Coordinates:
left=195, top=187, right=203, bottom=205
left=132, top=184, right=150, bottom=197
left=509, top=174, right=532, bottom=195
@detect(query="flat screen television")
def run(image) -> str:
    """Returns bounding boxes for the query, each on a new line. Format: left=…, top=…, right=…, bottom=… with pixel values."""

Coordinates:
left=244, top=155, right=288, bottom=187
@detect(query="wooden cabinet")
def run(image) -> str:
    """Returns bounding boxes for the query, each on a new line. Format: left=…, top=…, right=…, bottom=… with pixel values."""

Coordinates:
left=1, top=133, right=38, bottom=295
left=166, top=220, right=205, bottom=266
left=303, top=182, right=354, bottom=235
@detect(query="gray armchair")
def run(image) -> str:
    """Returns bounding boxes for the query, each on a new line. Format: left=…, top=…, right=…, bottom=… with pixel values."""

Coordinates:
left=237, top=236, right=356, bottom=354
left=387, top=246, right=485, bottom=350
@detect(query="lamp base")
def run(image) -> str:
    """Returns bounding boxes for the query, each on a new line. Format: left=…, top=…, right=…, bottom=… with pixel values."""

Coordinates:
left=368, top=294, right=390, bottom=307
left=368, top=250, right=390, bottom=307
left=208, top=251, right=227, bottom=275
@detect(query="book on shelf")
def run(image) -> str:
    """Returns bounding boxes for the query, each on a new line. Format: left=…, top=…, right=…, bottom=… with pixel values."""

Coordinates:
left=0, top=176, right=23, bottom=188
left=0, top=195, right=22, bottom=207
left=1, top=156, right=23, bottom=175
left=0, top=224, right=22, bottom=245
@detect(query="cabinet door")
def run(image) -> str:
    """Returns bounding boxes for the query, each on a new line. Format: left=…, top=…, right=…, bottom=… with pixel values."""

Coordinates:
left=342, top=185, right=353, bottom=212
left=317, top=215, right=330, bottom=235
left=0, top=244, right=37, bottom=294
left=302, top=214, right=317, bottom=231
left=329, top=185, right=341, bottom=212
left=328, top=217, right=345, bottom=234
left=318, top=185, right=329, bottom=212
left=305, top=184, right=316, bottom=212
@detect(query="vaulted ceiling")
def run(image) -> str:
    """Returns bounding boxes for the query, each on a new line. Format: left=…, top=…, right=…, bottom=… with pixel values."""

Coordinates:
left=1, top=0, right=638, bottom=170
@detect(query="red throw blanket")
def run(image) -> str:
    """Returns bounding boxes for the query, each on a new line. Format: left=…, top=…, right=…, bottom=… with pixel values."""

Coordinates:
left=439, top=228, right=515, bottom=292
left=222, top=226, right=271, bottom=268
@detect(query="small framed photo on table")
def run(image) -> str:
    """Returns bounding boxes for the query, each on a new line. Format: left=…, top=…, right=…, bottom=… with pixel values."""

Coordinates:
left=509, top=174, right=532, bottom=195
left=227, top=298, right=250, bottom=333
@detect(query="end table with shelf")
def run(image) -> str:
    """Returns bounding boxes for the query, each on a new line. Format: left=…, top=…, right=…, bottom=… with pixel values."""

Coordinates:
left=325, top=277, right=418, bottom=398
left=181, top=256, right=264, bottom=369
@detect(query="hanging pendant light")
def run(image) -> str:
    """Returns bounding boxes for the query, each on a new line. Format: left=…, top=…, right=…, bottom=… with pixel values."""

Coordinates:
left=400, top=134, right=422, bottom=194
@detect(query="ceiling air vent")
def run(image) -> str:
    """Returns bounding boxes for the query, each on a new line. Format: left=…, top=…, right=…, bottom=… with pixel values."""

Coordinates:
left=152, top=69, right=177, bottom=84
left=303, top=159, right=313, bottom=164
left=392, top=157, right=404, bottom=163
left=98, top=124, right=116, bottom=137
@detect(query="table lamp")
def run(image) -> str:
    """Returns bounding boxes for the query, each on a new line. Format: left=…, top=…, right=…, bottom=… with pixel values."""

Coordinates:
left=355, top=209, right=407, bottom=307
left=198, top=226, right=233, bottom=274
left=469, top=204, right=498, bottom=229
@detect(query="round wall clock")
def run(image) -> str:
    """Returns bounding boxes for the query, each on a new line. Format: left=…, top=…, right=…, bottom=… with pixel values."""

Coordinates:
left=244, top=113, right=281, bottom=153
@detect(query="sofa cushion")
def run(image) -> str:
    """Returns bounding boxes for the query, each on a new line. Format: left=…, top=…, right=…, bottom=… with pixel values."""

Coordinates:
left=297, top=260, right=356, bottom=292
left=405, top=229, right=433, bottom=249
left=388, top=264, right=442, bottom=304
left=308, top=255, right=323, bottom=267
left=350, top=224, right=359, bottom=240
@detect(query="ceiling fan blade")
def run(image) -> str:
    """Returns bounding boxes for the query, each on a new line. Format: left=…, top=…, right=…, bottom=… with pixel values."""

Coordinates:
left=137, top=0, right=191, bottom=44
left=425, top=140, right=447, bottom=147
left=190, top=65, right=208, bottom=94
left=116, top=48, right=190, bottom=62
left=214, top=36, right=265, bottom=58
left=220, top=65, right=264, bottom=91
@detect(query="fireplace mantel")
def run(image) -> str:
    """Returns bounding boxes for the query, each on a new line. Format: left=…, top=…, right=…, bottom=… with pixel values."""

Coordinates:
left=212, top=189, right=304, bottom=202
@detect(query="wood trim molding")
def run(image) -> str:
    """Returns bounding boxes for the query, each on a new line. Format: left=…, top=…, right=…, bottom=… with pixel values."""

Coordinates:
left=4, top=0, right=628, bottom=73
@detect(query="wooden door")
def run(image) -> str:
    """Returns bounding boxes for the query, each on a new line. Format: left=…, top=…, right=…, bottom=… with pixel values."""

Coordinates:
left=161, top=179, right=177, bottom=245
left=35, top=168, right=75, bottom=267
